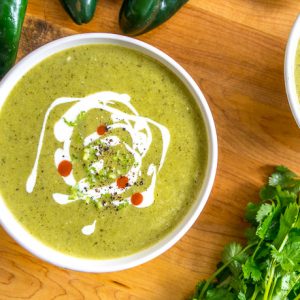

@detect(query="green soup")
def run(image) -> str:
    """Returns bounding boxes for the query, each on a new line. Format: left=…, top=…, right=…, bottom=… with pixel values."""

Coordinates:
left=296, top=42, right=300, bottom=96
left=0, top=45, right=208, bottom=258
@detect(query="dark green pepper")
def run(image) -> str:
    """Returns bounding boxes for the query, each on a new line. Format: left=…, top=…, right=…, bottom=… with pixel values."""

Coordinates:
left=0, top=0, right=28, bottom=78
left=119, top=0, right=188, bottom=36
left=60, top=0, right=98, bottom=25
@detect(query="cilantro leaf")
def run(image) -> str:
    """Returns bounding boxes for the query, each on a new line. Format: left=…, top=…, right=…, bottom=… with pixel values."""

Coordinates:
left=276, top=187, right=297, bottom=207
left=259, top=185, right=276, bottom=200
left=256, top=203, right=273, bottom=222
left=273, top=202, right=299, bottom=248
left=288, top=228, right=300, bottom=243
left=221, top=243, right=245, bottom=276
left=269, top=172, right=286, bottom=186
left=242, top=258, right=262, bottom=282
left=275, top=165, right=297, bottom=177
left=269, top=166, right=297, bottom=188
left=237, top=292, right=247, bottom=300
left=245, top=202, right=259, bottom=224
left=256, top=209, right=274, bottom=239
left=272, top=242, right=300, bottom=272
left=295, top=215, right=300, bottom=229
left=272, top=272, right=300, bottom=300
left=206, top=288, right=235, bottom=300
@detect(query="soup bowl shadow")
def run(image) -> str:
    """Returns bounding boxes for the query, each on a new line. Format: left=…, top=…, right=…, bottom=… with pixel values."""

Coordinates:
left=0, top=33, right=218, bottom=273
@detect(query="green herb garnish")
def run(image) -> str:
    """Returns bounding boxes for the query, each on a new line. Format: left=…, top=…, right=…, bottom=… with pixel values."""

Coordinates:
left=70, top=153, right=79, bottom=162
left=63, top=117, right=76, bottom=127
left=68, top=183, right=83, bottom=200
left=117, top=200, right=129, bottom=210
left=192, top=166, right=300, bottom=300
left=63, top=111, right=86, bottom=127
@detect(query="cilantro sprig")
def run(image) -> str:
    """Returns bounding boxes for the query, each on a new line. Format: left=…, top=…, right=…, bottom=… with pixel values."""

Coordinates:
left=192, top=166, right=300, bottom=300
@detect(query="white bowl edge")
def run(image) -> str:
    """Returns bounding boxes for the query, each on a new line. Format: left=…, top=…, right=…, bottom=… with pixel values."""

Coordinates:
left=0, top=33, right=218, bottom=273
left=285, top=15, right=300, bottom=127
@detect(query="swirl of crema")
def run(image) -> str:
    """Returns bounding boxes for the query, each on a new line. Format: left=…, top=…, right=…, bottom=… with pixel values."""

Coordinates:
left=26, top=92, right=170, bottom=233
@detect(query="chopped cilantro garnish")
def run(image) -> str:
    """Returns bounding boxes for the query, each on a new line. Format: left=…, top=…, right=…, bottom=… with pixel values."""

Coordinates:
left=70, top=154, right=79, bottom=162
left=68, top=129, right=136, bottom=211
left=68, top=183, right=84, bottom=200
left=77, top=111, right=86, bottom=122
left=81, top=140, right=134, bottom=187
left=63, top=117, right=76, bottom=127
left=117, top=201, right=129, bottom=210
left=108, top=172, right=117, bottom=179
left=63, top=111, right=86, bottom=127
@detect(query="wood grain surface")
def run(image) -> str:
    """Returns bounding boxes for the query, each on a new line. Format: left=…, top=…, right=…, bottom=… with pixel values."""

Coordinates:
left=2, top=0, right=300, bottom=299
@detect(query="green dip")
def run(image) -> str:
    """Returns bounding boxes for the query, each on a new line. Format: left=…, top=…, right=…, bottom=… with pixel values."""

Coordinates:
left=0, top=45, right=208, bottom=258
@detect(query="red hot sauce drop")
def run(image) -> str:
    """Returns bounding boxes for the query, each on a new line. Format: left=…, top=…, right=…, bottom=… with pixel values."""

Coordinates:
left=58, top=160, right=72, bottom=177
left=117, top=176, right=129, bottom=189
left=131, top=193, right=143, bottom=206
left=97, top=124, right=107, bottom=135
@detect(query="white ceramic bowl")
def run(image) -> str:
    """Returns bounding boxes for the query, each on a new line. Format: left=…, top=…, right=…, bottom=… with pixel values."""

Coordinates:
left=0, top=34, right=217, bottom=272
left=285, top=15, right=300, bottom=127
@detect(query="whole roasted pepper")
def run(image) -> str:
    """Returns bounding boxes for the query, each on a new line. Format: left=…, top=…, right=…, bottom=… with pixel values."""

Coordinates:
left=60, top=0, right=98, bottom=25
left=119, top=0, right=188, bottom=36
left=0, top=0, right=27, bottom=78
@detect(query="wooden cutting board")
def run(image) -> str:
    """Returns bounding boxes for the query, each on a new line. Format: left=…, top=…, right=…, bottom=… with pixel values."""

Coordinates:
left=2, top=1, right=300, bottom=299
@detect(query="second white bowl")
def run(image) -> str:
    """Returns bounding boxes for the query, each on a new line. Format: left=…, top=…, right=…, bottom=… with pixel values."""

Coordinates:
left=285, top=15, right=300, bottom=127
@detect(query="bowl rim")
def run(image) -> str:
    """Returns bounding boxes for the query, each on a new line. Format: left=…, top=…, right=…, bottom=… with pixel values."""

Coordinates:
left=0, top=33, right=218, bottom=273
left=285, top=15, right=300, bottom=127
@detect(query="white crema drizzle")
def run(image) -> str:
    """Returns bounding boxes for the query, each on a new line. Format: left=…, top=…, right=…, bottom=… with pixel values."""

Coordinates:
left=81, top=220, right=97, bottom=236
left=26, top=92, right=170, bottom=235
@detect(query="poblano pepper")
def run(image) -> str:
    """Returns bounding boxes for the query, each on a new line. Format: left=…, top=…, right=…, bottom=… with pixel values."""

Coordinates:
left=60, top=0, right=98, bottom=25
left=119, top=0, right=188, bottom=36
left=0, top=0, right=28, bottom=78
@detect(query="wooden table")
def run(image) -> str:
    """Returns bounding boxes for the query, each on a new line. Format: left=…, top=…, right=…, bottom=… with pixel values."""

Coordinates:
left=1, top=1, right=300, bottom=299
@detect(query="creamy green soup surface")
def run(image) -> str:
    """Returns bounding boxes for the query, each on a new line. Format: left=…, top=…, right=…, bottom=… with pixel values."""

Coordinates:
left=0, top=45, right=208, bottom=258
left=296, top=43, right=300, bottom=97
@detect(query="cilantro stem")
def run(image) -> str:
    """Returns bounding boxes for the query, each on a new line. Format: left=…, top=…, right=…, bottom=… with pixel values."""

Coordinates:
left=263, top=260, right=276, bottom=300
left=250, top=285, right=260, bottom=300
left=263, top=232, right=289, bottom=300
left=263, top=211, right=297, bottom=300
left=278, top=234, right=289, bottom=252
left=252, top=239, right=263, bottom=259
left=269, top=271, right=278, bottom=300
left=198, top=263, right=229, bottom=299
left=198, top=242, right=257, bottom=299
